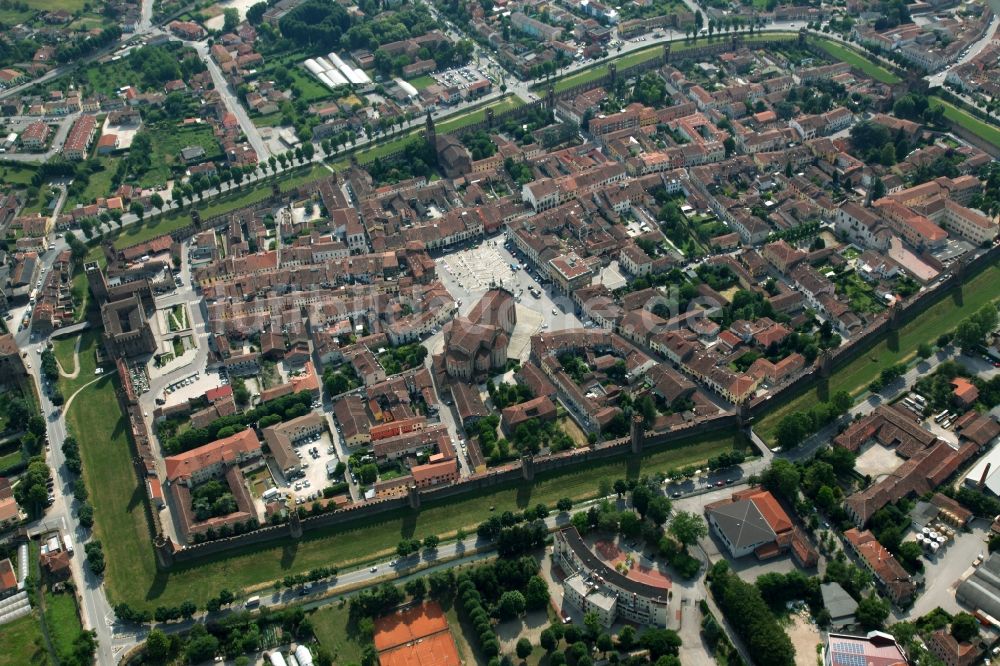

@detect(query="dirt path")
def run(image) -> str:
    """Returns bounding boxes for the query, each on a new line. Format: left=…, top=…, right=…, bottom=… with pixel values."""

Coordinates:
left=64, top=375, right=103, bottom=414
left=56, top=336, right=81, bottom=379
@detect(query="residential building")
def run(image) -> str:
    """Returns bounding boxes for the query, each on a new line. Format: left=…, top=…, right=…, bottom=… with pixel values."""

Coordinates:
left=843, top=529, right=916, bottom=605
left=62, top=115, right=97, bottom=160
left=164, top=429, right=263, bottom=486
left=553, top=527, right=670, bottom=627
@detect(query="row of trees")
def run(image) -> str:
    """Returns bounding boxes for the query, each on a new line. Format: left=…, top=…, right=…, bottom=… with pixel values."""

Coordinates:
left=142, top=606, right=315, bottom=664
left=708, top=561, right=795, bottom=666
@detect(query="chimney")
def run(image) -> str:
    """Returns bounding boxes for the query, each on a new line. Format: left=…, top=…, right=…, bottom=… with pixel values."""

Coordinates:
left=981, top=463, right=992, bottom=488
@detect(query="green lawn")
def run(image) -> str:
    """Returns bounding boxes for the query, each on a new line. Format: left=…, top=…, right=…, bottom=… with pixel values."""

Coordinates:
left=812, top=38, right=901, bottom=84
left=66, top=377, right=162, bottom=613
left=355, top=133, right=421, bottom=165
left=52, top=336, right=79, bottom=376
left=310, top=604, right=366, bottom=664
left=66, top=157, right=121, bottom=208
left=0, top=612, right=51, bottom=666
left=55, top=329, right=101, bottom=398
left=0, top=446, right=25, bottom=475
left=0, top=163, right=39, bottom=186
left=0, top=6, right=33, bottom=22
left=43, top=591, right=82, bottom=662
left=71, top=364, right=739, bottom=611
left=755, top=262, right=1000, bottom=443
left=23, top=0, right=86, bottom=11
left=930, top=96, right=1000, bottom=150
left=252, top=112, right=284, bottom=128
left=407, top=74, right=436, bottom=90
left=70, top=268, right=90, bottom=322
left=437, top=96, right=524, bottom=133
left=144, top=123, right=224, bottom=188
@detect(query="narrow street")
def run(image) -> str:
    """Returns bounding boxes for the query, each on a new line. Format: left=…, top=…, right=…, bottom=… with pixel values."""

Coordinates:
left=184, top=35, right=271, bottom=162
left=21, top=351, right=117, bottom=666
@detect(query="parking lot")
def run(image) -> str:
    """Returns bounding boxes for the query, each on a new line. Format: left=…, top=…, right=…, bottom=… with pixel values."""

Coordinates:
left=432, top=65, right=491, bottom=90
left=280, top=430, right=343, bottom=506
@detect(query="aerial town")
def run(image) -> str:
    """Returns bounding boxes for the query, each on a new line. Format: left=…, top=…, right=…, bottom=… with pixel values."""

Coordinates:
left=2, top=0, right=1000, bottom=663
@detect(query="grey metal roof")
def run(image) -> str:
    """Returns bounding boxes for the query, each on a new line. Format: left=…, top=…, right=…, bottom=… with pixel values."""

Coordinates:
left=957, top=552, right=1000, bottom=619
left=821, top=582, right=858, bottom=623
left=707, top=498, right=775, bottom=550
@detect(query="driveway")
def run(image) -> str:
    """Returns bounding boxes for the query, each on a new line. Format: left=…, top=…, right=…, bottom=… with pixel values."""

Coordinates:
left=900, top=518, right=990, bottom=621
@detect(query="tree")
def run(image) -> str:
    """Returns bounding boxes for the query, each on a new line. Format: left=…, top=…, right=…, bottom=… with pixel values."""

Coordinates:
left=646, top=496, right=672, bottom=527
left=516, top=638, right=533, bottom=660
left=145, top=628, right=171, bottom=660
left=358, top=463, right=378, bottom=484
left=951, top=612, right=980, bottom=643
left=669, top=511, right=707, bottom=547
left=185, top=631, right=219, bottom=663
left=631, top=484, right=652, bottom=517
left=498, top=591, right=527, bottom=620
left=761, top=459, right=801, bottom=501
left=525, top=576, right=550, bottom=610
left=640, top=628, right=682, bottom=659
left=129, top=200, right=145, bottom=221
left=856, top=594, right=890, bottom=630
left=619, top=511, right=642, bottom=537
left=617, top=625, right=637, bottom=651
left=540, top=629, right=557, bottom=652
left=557, top=498, right=573, bottom=512
left=179, top=600, right=197, bottom=619
left=223, top=8, right=239, bottom=32
left=246, top=1, right=267, bottom=24
left=150, top=193, right=164, bottom=213
left=405, top=577, right=427, bottom=599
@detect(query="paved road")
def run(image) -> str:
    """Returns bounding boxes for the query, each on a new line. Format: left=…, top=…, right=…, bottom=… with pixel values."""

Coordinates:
left=926, top=7, right=1000, bottom=87
left=20, top=349, right=117, bottom=666
left=182, top=35, right=271, bottom=162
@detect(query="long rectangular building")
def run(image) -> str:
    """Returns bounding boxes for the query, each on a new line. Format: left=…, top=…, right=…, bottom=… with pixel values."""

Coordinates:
left=62, top=114, right=97, bottom=160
